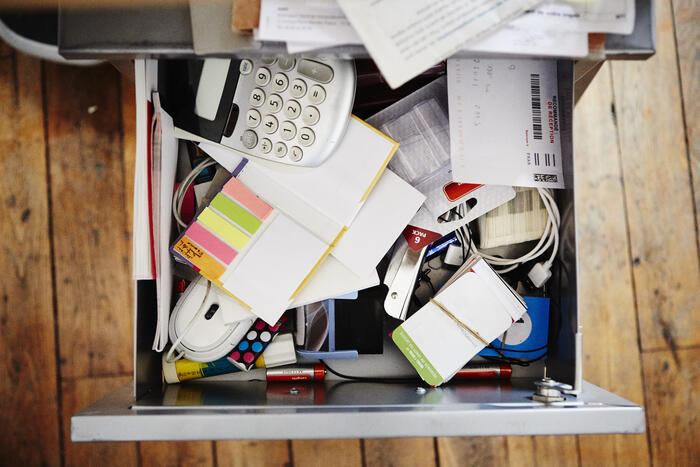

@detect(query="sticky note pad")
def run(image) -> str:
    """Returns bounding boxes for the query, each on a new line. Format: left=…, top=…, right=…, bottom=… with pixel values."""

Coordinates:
left=210, top=193, right=262, bottom=234
left=198, top=208, right=250, bottom=251
left=173, top=236, right=226, bottom=280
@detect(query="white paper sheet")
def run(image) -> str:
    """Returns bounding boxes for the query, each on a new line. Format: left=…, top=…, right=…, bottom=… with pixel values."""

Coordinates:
left=133, top=60, right=153, bottom=281
left=292, top=256, right=379, bottom=306
left=337, top=0, right=542, bottom=88
left=259, top=0, right=361, bottom=44
left=151, top=94, right=178, bottom=352
left=195, top=117, right=397, bottom=231
left=513, top=0, right=636, bottom=34
left=222, top=213, right=329, bottom=325
left=466, top=23, right=588, bottom=57
left=333, top=170, right=425, bottom=277
left=265, top=0, right=587, bottom=59
left=448, top=57, right=565, bottom=188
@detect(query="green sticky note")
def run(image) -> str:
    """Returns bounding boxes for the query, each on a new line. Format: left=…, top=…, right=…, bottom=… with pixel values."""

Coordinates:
left=210, top=193, right=262, bottom=234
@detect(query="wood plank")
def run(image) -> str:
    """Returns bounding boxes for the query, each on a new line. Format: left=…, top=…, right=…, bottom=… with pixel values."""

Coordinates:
left=121, top=74, right=136, bottom=266
left=215, top=440, right=291, bottom=467
left=532, top=436, right=579, bottom=467
left=642, top=348, right=699, bottom=466
left=503, top=436, right=579, bottom=467
left=0, top=45, right=61, bottom=467
left=44, top=62, right=134, bottom=379
left=61, top=376, right=137, bottom=466
left=140, top=441, right=215, bottom=467
left=572, top=63, right=650, bottom=465
left=437, top=436, right=508, bottom=467
left=505, top=437, right=536, bottom=467
left=291, top=439, right=363, bottom=467
left=671, top=0, right=700, bottom=250
left=363, top=438, right=436, bottom=467
left=610, top=0, right=700, bottom=350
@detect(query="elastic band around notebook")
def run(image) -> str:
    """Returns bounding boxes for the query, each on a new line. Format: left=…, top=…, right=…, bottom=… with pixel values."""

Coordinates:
left=429, top=298, right=491, bottom=348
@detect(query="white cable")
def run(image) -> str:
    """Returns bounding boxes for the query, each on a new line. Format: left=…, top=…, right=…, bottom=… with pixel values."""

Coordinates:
left=172, top=157, right=218, bottom=229
left=460, top=188, right=560, bottom=276
left=165, top=280, right=214, bottom=363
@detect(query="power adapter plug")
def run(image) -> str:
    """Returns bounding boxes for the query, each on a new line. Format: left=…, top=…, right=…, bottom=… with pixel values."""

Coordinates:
left=528, top=262, right=552, bottom=288
left=444, top=243, right=464, bottom=268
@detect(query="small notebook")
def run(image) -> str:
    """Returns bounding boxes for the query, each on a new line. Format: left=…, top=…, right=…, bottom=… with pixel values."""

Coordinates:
left=171, top=173, right=331, bottom=325
left=392, top=255, right=527, bottom=386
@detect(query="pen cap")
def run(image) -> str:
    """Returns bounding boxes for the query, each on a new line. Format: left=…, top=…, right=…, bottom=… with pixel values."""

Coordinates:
left=255, top=333, right=297, bottom=368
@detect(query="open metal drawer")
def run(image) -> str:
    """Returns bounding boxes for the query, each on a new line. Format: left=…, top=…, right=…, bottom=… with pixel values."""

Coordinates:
left=70, top=59, right=645, bottom=441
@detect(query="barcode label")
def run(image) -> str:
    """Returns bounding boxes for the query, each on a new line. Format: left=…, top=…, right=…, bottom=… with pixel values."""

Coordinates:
left=534, top=174, right=558, bottom=183
left=530, top=73, right=542, bottom=140
left=533, top=152, right=556, bottom=167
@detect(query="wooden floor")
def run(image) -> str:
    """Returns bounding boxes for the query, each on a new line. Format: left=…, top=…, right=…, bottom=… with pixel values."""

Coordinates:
left=0, top=1, right=698, bottom=466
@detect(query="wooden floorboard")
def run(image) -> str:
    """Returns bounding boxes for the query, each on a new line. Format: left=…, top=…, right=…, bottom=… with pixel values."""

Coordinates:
left=671, top=0, right=700, bottom=253
left=642, top=348, right=699, bottom=466
left=0, top=46, right=61, bottom=467
left=1, top=4, right=699, bottom=465
left=573, top=63, right=650, bottom=466
left=44, top=62, right=134, bottom=379
left=610, top=0, right=700, bottom=352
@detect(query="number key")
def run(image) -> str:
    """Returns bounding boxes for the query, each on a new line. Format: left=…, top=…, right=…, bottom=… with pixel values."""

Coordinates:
left=290, top=78, right=307, bottom=98
left=249, top=88, right=265, bottom=107
left=265, top=94, right=283, bottom=114
left=284, top=100, right=301, bottom=120
left=298, top=127, right=315, bottom=147
left=262, top=115, right=279, bottom=134
left=280, top=121, right=297, bottom=141
left=271, top=72, right=289, bottom=92
left=245, top=109, right=261, bottom=128
left=255, top=67, right=271, bottom=86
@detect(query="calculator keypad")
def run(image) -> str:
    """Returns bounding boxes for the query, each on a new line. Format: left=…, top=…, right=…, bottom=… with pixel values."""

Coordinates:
left=255, top=67, right=271, bottom=86
left=237, top=57, right=333, bottom=163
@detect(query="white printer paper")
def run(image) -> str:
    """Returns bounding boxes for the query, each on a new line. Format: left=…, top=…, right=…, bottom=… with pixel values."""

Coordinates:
left=259, top=0, right=361, bottom=44
left=337, top=0, right=542, bottom=89
left=514, top=0, right=636, bottom=35
left=448, top=58, right=565, bottom=189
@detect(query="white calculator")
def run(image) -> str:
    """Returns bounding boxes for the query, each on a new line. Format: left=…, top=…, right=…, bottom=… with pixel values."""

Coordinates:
left=172, top=56, right=356, bottom=167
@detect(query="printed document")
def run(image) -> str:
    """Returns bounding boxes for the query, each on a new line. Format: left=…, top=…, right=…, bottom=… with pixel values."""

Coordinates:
left=448, top=58, right=565, bottom=189
left=514, top=0, right=636, bottom=34
left=258, top=0, right=361, bottom=45
left=336, top=0, right=542, bottom=88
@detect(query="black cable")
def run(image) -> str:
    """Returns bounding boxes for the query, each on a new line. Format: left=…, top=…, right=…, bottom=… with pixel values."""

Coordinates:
left=322, top=360, right=419, bottom=384
left=486, top=343, right=548, bottom=353
left=480, top=351, right=547, bottom=367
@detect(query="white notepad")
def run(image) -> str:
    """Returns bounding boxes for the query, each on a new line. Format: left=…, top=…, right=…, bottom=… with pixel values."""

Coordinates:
left=393, top=256, right=526, bottom=386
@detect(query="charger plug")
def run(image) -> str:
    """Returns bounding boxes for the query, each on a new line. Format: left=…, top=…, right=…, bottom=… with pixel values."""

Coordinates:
left=444, top=243, right=464, bottom=268
left=528, top=262, right=552, bottom=288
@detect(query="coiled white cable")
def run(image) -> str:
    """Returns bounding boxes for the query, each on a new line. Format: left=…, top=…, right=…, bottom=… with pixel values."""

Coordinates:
left=459, top=188, right=560, bottom=276
left=172, top=157, right=218, bottom=230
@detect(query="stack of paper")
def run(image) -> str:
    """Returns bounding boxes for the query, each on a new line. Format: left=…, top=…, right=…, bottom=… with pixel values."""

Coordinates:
left=392, top=255, right=527, bottom=386
left=255, top=0, right=637, bottom=88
